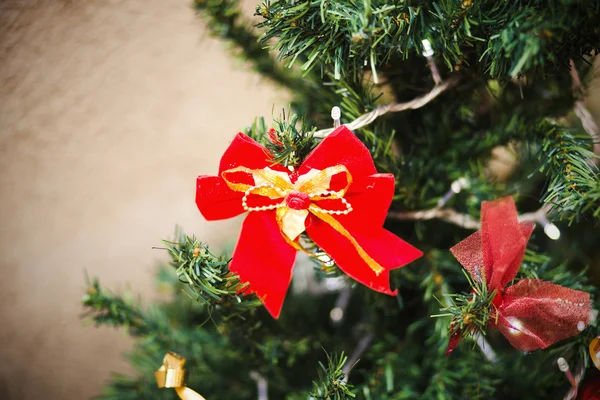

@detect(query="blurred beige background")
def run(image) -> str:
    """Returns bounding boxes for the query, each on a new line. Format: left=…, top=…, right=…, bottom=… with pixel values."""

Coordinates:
left=0, top=0, right=287, bottom=398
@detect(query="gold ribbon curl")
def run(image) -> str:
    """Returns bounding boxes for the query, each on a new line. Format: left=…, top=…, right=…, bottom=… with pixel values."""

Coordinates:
left=155, top=352, right=206, bottom=400
left=222, top=165, right=384, bottom=275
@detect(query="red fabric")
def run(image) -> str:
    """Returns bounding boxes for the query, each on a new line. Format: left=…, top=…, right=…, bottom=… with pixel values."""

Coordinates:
left=307, top=221, right=421, bottom=295
left=230, top=212, right=297, bottom=318
left=195, top=126, right=422, bottom=318
left=447, top=196, right=590, bottom=353
left=493, top=279, right=591, bottom=351
left=218, top=132, right=278, bottom=173
left=578, top=371, right=600, bottom=400
left=196, top=176, right=245, bottom=221
left=480, top=198, right=536, bottom=291
left=445, top=328, right=461, bottom=356
left=334, top=174, right=395, bottom=231
left=298, top=126, right=377, bottom=179
left=450, top=222, right=535, bottom=289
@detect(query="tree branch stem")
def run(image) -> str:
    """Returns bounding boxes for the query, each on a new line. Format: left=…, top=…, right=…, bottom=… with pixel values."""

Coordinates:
left=314, top=76, right=460, bottom=137
left=389, top=204, right=552, bottom=230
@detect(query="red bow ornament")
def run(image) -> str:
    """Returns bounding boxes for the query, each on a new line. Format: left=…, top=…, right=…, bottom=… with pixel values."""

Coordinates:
left=447, top=196, right=590, bottom=353
left=195, top=126, right=422, bottom=318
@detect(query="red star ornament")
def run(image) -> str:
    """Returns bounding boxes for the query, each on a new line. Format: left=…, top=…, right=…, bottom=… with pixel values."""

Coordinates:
left=447, top=196, right=590, bottom=353
left=195, top=125, right=422, bottom=318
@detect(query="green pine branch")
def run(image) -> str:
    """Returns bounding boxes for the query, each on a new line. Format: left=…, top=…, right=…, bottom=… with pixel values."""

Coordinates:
left=163, top=233, right=261, bottom=314
left=257, top=1, right=600, bottom=81
left=537, top=122, right=600, bottom=222
left=310, top=351, right=356, bottom=400
left=244, top=112, right=318, bottom=167
left=257, top=0, right=414, bottom=82
left=82, top=277, right=153, bottom=336
left=434, top=269, right=497, bottom=344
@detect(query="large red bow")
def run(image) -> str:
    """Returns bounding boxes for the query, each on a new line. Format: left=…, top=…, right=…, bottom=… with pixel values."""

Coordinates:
left=195, top=126, right=422, bottom=318
left=448, top=197, right=590, bottom=352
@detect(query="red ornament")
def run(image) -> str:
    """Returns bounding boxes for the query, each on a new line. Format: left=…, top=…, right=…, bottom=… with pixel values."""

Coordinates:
left=578, top=371, right=600, bottom=400
left=447, top=196, right=590, bottom=353
left=195, top=125, right=422, bottom=318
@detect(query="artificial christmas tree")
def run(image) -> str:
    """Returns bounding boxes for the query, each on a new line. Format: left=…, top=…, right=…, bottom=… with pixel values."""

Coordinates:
left=83, top=1, right=600, bottom=399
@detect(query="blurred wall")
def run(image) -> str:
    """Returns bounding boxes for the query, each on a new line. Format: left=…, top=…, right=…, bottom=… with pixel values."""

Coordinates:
left=0, top=0, right=287, bottom=398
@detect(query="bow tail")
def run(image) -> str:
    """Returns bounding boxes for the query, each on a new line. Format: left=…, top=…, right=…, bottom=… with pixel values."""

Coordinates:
left=175, top=387, right=206, bottom=400
left=493, top=279, right=591, bottom=351
left=230, top=212, right=297, bottom=318
left=307, top=220, right=422, bottom=294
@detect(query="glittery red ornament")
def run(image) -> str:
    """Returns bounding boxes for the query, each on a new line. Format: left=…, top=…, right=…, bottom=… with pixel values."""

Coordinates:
left=447, top=197, right=591, bottom=353
left=577, top=370, right=600, bottom=400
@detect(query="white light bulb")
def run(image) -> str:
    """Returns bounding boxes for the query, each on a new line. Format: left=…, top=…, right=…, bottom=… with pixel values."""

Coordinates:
left=421, top=39, right=434, bottom=57
left=330, top=307, right=344, bottom=322
left=331, top=106, right=341, bottom=120
left=544, top=223, right=561, bottom=240
left=449, top=177, right=469, bottom=193
left=557, top=357, right=569, bottom=372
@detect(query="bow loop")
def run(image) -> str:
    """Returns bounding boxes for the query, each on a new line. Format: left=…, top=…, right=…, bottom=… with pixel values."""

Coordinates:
left=222, top=166, right=292, bottom=198
left=295, top=165, right=352, bottom=196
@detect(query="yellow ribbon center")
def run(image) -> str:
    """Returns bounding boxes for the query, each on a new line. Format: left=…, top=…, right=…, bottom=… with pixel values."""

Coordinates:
left=222, top=165, right=384, bottom=275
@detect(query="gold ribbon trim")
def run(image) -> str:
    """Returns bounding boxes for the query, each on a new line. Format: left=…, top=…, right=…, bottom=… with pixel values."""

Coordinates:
left=222, top=165, right=384, bottom=275
left=155, top=352, right=206, bottom=400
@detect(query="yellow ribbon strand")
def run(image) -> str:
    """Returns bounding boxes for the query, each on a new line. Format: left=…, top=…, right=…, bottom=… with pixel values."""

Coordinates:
left=155, top=352, right=207, bottom=400
left=222, top=166, right=293, bottom=197
left=309, top=205, right=384, bottom=275
left=296, top=165, right=352, bottom=195
left=221, top=164, right=385, bottom=275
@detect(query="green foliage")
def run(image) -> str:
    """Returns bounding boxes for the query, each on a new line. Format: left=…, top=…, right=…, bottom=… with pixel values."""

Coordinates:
left=310, top=352, right=356, bottom=399
left=257, top=0, right=600, bottom=81
left=435, top=270, right=497, bottom=344
left=244, top=111, right=319, bottom=167
left=257, top=0, right=413, bottom=82
left=82, top=277, right=151, bottom=336
left=163, top=233, right=262, bottom=313
left=537, top=122, right=600, bottom=222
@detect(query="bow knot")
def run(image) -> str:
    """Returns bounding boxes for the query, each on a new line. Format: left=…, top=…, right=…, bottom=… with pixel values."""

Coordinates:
left=285, top=190, right=311, bottom=210
left=223, top=165, right=358, bottom=245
